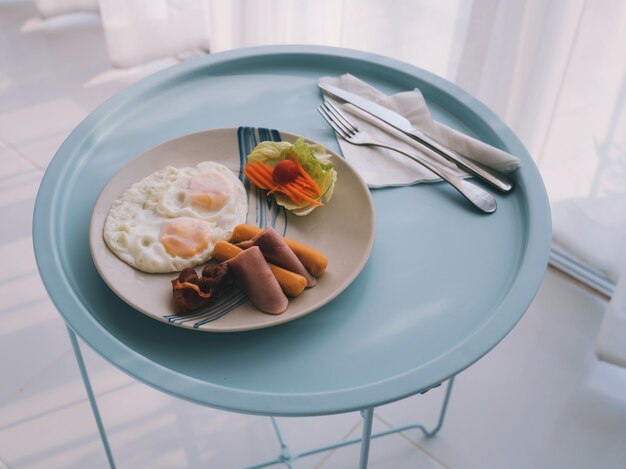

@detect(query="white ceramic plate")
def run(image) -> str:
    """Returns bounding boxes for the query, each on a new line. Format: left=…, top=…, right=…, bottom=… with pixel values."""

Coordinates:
left=89, top=128, right=375, bottom=332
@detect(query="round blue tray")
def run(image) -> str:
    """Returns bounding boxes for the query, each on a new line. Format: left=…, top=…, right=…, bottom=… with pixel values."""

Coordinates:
left=33, top=45, right=551, bottom=416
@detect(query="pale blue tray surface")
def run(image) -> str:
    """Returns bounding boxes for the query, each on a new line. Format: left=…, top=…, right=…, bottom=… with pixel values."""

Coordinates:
left=33, top=45, right=551, bottom=416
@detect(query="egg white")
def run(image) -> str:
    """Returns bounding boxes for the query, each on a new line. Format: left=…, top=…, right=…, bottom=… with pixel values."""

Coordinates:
left=103, top=162, right=247, bottom=273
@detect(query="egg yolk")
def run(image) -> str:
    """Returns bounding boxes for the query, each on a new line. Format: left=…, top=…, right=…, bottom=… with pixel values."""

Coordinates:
left=186, top=172, right=231, bottom=212
left=159, top=218, right=211, bottom=258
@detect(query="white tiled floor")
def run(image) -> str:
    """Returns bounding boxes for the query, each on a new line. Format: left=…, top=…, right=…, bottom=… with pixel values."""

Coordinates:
left=2, top=1, right=626, bottom=468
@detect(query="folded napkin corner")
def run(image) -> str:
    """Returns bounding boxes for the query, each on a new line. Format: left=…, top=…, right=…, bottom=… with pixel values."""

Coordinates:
left=318, top=74, right=520, bottom=188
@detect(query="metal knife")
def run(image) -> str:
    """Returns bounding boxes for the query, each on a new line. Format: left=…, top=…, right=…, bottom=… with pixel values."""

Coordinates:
left=318, top=83, right=513, bottom=192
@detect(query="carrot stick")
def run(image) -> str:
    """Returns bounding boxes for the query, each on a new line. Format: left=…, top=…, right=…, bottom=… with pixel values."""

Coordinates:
left=245, top=165, right=275, bottom=188
left=295, top=176, right=311, bottom=186
left=293, top=176, right=316, bottom=195
left=246, top=166, right=301, bottom=205
left=280, top=186, right=301, bottom=202
left=243, top=170, right=267, bottom=189
left=287, top=152, right=322, bottom=196
left=293, top=182, right=318, bottom=198
left=247, top=167, right=299, bottom=204
left=248, top=163, right=277, bottom=187
left=254, top=162, right=275, bottom=177
left=267, top=185, right=282, bottom=195
left=243, top=169, right=269, bottom=189
left=245, top=161, right=322, bottom=207
left=286, top=182, right=322, bottom=206
left=278, top=185, right=303, bottom=204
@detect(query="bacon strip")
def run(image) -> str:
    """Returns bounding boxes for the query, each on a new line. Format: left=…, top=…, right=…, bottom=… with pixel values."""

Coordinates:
left=171, top=264, right=233, bottom=314
left=173, top=281, right=211, bottom=298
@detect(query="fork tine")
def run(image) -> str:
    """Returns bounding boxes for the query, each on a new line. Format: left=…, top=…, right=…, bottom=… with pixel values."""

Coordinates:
left=324, top=101, right=358, bottom=134
left=317, top=106, right=349, bottom=139
left=322, top=102, right=354, bottom=136
left=320, top=102, right=353, bottom=136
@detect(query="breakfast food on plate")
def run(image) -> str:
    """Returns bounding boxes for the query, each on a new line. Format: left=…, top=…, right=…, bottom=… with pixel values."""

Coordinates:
left=100, top=136, right=336, bottom=320
left=231, top=224, right=328, bottom=277
left=236, top=227, right=316, bottom=287
left=212, top=241, right=307, bottom=297
left=103, top=161, right=246, bottom=273
left=244, top=138, right=337, bottom=216
left=170, top=223, right=327, bottom=316
left=228, top=246, right=288, bottom=315
left=171, top=263, right=234, bottom=314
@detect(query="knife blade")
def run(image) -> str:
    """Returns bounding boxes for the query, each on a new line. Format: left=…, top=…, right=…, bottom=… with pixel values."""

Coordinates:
left=318, top=83, right=513, bottom=192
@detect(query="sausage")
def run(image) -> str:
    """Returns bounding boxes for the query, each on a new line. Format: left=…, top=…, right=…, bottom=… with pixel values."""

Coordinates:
left=231, top=224, right=328, bottom=277
left=212, top=241, right=307, bottom=297
left=228, top=246, right=287, bottom=315
left=236, top=227, right=316, bottom=287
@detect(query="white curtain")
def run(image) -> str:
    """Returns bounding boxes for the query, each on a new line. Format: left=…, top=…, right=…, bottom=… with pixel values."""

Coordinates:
left=456, top=0, right=626, bottom=288
left=206, top=0, right=345, bottom=53
left=91, top=0, right=468, bottom=73
left=34, top=0, right=98, bottom=18
left=454, top=0, right=585, bottom=157
left=97, top=0, right=211, bottom=67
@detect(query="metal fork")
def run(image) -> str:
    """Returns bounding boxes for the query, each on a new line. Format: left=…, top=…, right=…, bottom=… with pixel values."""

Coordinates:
left=318, top=101, right=497, bottom=214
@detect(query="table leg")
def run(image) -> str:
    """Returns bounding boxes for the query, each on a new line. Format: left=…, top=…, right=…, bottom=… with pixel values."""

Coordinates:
left=66, top=324, right=452, bottom=469
left=270, top=417, right=294, bottom=468
left=424, top=375, right=454, bottom=437
left=358, top=408, right=375, bottom=469
left=66, top=326, right=116, bottom=469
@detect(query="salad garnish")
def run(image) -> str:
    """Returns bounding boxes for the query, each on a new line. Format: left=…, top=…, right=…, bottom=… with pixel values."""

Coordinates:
left=244, top=138, right=337, bottom=215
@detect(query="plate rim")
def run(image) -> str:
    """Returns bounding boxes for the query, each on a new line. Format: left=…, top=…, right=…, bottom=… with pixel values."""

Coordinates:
left=33, top=45, right=551, bottom=416
left=88, top=127, right=376, bottom=332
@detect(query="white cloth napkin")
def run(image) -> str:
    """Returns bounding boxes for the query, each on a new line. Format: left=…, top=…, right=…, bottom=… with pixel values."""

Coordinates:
left=318, top=74, right=520, bottom=188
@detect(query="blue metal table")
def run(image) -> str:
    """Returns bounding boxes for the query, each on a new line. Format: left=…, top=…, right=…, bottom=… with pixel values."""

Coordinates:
left=33, top=45, right=551, bottom=468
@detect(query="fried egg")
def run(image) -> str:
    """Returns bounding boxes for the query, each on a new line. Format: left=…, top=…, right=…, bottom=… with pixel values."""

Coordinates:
left=103, top=162, right=247, bottom=273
